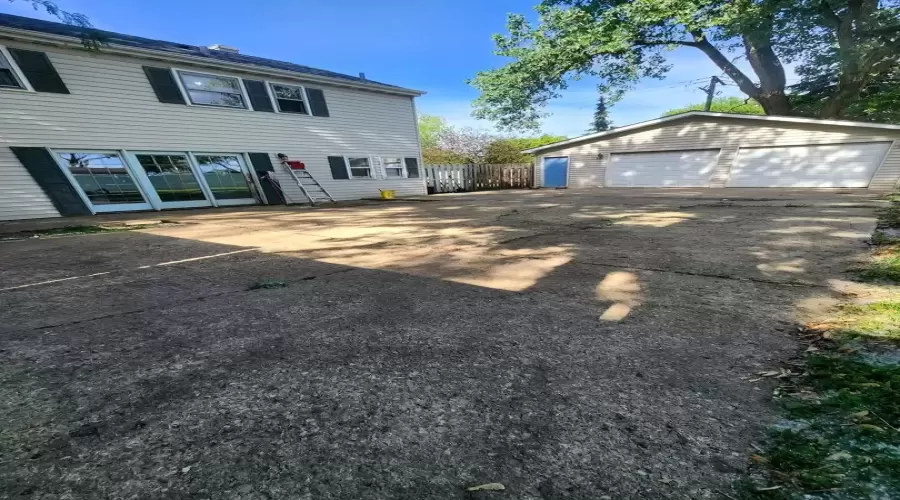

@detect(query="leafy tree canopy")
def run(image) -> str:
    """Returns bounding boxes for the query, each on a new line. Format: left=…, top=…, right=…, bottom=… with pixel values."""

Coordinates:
left=662, top=96, right=765, bottom=116
left=418, top=115, right=564, bottom=164
left=471, top=0, right=900, bottom=131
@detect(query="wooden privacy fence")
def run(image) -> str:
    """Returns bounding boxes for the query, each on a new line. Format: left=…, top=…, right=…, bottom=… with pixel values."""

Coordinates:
left=425, top=164, right=534, bottom=194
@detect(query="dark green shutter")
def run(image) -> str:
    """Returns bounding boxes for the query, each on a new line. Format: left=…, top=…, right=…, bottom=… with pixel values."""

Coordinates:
left=404, top=157, right=420, bottom=178
left=7, top=49, right=69, bottom=94
left=247, top=153, right=282, bottom=205
left=306, top=88, right=330, bottom=117
left=10, top=147, right=90, bottom=216
left=142, top=66, right=186, bottom=104
left=328, top=156, right=349, bottom=179
left=244, top=79, right=274, bottom=112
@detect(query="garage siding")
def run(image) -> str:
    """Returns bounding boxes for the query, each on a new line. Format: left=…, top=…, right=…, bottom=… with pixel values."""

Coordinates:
left=0, top=41, right=425, bottom=220
left=536, top=118, right=900, bottom=189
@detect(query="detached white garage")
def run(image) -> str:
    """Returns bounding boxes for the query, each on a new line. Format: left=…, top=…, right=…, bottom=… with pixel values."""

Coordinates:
left=525, top=112, right=900, bottom=191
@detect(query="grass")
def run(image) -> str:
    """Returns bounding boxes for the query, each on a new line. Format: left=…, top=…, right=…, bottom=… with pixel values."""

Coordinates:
left=1, top=223, right=170, bottom=240
left=835, top=302, right=900, bottom=340
left=741, top=354, right=900, bottom=499
left=738, top=199, right=900, bottom=499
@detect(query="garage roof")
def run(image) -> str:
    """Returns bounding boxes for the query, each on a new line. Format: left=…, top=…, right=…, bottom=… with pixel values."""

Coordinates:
left=523, top=112, right=900, bottom=154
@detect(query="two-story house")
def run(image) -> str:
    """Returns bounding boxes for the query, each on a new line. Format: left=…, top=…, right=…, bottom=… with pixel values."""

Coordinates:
left=0, top=13, right=426, bottom=221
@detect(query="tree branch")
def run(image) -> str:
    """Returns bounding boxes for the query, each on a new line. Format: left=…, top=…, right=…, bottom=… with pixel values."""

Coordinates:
left=817, top=1, right=843, bottom=30
left=688, top=30, right=760, bottom=98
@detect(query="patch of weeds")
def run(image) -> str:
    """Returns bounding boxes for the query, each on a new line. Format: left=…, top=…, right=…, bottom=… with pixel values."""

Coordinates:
left=741, top=354, right=900, bottom=499
left=856, top=244, right=900, bottom=283
left=876, top=204, right=900, bottom=230
left=879, top=192, right=900, bottom=203
left=1, top=223, right=172, bottom=241
left=247, top=279, right=288, bottom=290
left=835, top=303, right=900, bottom=341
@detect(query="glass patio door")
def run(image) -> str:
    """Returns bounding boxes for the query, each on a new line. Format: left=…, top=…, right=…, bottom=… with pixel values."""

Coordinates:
left=191, top=154, right=259, bottom=206
left=129, top=153, right=213, bottom=209
left=52, top=151, right=154, bottom=213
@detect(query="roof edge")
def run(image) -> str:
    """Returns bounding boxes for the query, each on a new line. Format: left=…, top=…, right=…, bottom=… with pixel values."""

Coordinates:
left=0, top=26, right=426, bottom=97
left=523, top=111, right=900, bottom=154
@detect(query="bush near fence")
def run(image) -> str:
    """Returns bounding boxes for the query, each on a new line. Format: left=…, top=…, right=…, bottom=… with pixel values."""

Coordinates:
left=424, top=164, right=534, bottom=194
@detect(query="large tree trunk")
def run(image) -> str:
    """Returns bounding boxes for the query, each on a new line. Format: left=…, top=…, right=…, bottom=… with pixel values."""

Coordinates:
left=742, top=34, right=792, bottom=115
left=756, top=92, right=793, bottom=115
left=689, top=30, right=794, bottom=116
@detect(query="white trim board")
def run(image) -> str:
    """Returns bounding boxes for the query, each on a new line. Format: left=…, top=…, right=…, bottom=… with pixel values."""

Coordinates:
left=523, top=112, right=900, bottom=154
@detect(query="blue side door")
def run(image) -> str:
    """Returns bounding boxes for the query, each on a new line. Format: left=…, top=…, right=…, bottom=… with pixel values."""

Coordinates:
left=543, top=156, right=569, bottom=188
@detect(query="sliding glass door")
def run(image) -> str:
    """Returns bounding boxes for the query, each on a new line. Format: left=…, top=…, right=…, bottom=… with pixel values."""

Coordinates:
left=129, top=152, right=213, bottom=209
left=52, top=151, right=153, bottom=213
left=191, top=154, right=259, bottom=206
left=50, top=149, right=261, bottom=213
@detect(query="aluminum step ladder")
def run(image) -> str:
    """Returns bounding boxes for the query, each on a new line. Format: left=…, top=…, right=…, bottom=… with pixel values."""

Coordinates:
left=281, top=161, right=336, bottom=205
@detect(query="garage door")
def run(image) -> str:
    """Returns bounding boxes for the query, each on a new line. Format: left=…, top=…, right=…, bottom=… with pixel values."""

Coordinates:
left=727, top=142, right=891, bottom=188
left=606, top=150, right=720, bottom=187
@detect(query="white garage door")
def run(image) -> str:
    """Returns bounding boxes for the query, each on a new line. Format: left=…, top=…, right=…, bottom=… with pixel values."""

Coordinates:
left=606, top=150, right=720, bottom=187
left=727, top=142, right=891, bottom=188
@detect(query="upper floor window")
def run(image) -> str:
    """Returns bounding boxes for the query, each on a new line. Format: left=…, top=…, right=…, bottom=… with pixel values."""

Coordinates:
left=270, top=83, right=308, bottom=114
left=0, top=50, right=24, bottom=89
left=177, top=71, right=246, bottom=108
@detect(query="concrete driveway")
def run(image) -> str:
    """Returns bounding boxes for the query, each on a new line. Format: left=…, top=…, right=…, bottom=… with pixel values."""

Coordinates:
left=0, top=188, right=883, bottom=499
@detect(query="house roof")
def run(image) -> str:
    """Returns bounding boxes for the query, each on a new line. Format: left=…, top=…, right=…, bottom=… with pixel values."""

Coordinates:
left=0, top=13, right=424, bottom=96
left=523, top=111, right=900, bottom=154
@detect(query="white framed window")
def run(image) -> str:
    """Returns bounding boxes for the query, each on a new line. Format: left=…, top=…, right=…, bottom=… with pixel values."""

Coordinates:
left=381, top=157, right=406, bottom=178
left=0, top=46, right=28, bottom=91
left=269, top=82, right=308, bottom=114
left=345, top=156, right=373, bottom=179
left=176, top=70, right=247, bottom=108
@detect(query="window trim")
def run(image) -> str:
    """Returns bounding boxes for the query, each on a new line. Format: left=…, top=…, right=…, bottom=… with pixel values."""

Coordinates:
left=172, top=68, right=252, bottom=110
left=380, top=156, right=407, bottom=179
left=267, top=81, right=310, bottom=115
left=344, top=155, right=375, bottom=179
left=0, top=45, right=34, bottom=92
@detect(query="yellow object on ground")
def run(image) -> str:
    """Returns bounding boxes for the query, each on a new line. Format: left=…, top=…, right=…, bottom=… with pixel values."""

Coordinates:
left=379, top=189, right=396, bottom=200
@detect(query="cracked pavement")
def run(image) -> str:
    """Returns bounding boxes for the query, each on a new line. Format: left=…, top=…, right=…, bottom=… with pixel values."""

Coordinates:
left=0, top=188, right=884, bottom=499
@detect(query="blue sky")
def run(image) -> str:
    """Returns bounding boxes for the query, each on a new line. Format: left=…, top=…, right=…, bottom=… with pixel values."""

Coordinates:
left=1, top=0, right=797, bottom=137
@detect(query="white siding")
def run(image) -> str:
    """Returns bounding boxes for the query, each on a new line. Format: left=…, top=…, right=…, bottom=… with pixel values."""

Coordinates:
left=0, top=41, right=425, bottom=220
left=535, top=117, right=900, bottom=189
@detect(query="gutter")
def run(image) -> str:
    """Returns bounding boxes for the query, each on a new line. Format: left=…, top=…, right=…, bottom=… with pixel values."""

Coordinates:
left=0, top=27, right=426, bottom=97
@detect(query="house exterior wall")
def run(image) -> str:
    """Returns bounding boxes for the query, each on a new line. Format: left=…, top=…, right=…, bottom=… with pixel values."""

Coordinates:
left=0, top=40, right=424, bottom=220
left=534, top=117, right=900, bottom=190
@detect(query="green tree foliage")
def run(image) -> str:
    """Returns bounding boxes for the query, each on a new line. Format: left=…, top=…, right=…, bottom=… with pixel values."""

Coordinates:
left=417, top=114, right=447, bottom=150
left=11, top=1, right=91, bottom=26
left=662, top=96, right=765, bottom=116
left=791, top=66, right=900, bottom=124
left=418, top=115, right=564, bottom=164
left=588, top=96, right=612, bottom=132
left=484, top=135, right=567, bottom=163
left=471, top=0, right=900, bottom=130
